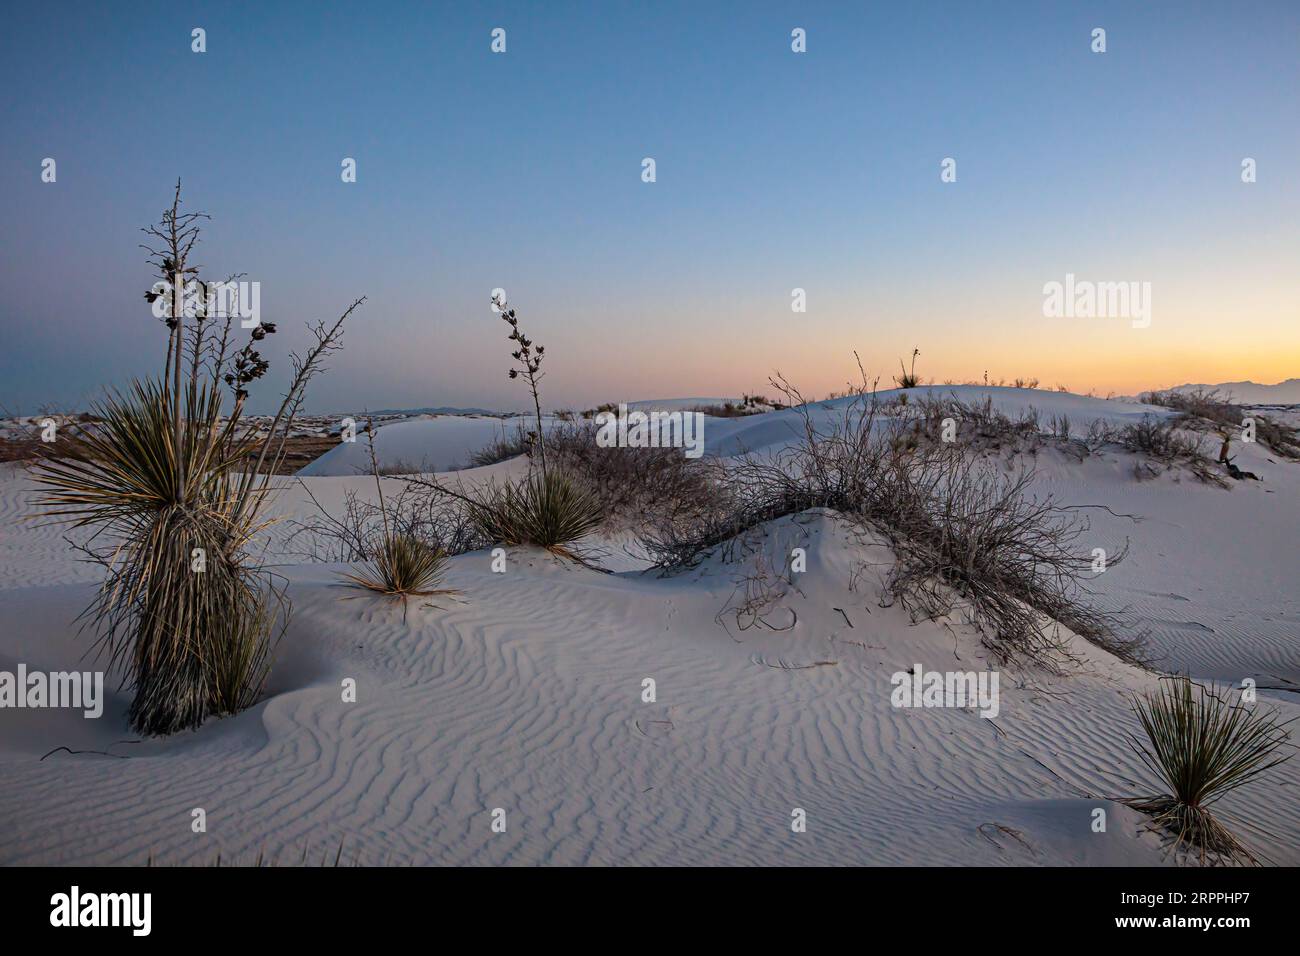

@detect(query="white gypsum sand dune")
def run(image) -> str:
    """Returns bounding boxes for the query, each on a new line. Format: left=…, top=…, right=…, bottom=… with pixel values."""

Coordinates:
left=297, top=398, right=771, bottom=478
left=297, top=414, right=553, bottom=476
left=0, top=387, right=1295, bottom=865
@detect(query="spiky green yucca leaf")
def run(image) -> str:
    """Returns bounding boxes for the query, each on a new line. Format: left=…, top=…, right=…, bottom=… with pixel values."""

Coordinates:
left=468, top=470, right=603, bottom=556
left=1127, top=676, right=1293, bottom=864
left=340, top=533, right=449, bottom=597
left=32, top=379, right=260, bottom=526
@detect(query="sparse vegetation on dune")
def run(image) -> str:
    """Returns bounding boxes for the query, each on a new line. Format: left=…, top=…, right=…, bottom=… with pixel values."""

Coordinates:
left=301, top=414, right=722, bottom=563
left=685, top=394, right=781, bottom=417
left=236, top=366, right=1300, bottom=616
left=882, top=390, right=1233, bottom=485
left=642, top=374, right=1144, bottom=670
left=895, top=393, right=1044, bottom=451
left=1111, top=419, right=1225, bottom=484
left=1142, top=387, right=1300, bottom=460
left=684, top=402, right=750, bottom=417
left=545, top=421, right=723, bottom=529
left=369, top=457, right=428, bottom=476
left=466, top=420, right=533, bottom=467
left=289, top=477, right=486, bottom=563
left=577, top=401, right=619, bottom=420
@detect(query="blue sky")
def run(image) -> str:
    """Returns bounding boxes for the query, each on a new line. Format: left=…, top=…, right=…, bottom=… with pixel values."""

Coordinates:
left=2, top=1, right=1297, bottom=414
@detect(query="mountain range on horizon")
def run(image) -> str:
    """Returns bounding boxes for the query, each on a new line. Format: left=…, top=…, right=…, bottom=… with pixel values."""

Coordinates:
left=363, top=405, right=501, bottom=417
left=1164, top=378, right=1300, bottom=405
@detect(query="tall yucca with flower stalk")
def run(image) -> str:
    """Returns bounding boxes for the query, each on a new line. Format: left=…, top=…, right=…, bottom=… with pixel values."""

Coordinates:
left=33, top=181, right=365, bottom=735
left=496, top=291, right=548, bottom=473
left=461, top=295, right=602, bottom=556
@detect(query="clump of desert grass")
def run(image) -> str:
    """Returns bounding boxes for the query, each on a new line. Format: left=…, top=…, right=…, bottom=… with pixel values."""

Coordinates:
left=1112, top=418, right=1225, bottom=484
left=1125, top=676, right=1293, bottom=865
left=32, top=182, right=363, bottom=735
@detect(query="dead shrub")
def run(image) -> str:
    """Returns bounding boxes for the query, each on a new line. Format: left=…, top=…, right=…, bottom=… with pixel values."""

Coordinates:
left=643, top=377, right=1144, bottom=670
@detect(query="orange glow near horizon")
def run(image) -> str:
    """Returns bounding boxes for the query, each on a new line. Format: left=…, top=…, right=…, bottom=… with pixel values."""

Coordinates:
left=556, top=302, right=1300, bottom=405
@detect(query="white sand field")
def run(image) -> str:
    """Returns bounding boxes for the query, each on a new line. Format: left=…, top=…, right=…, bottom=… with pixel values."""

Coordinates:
left=0, top=387, right=1295, bottom=866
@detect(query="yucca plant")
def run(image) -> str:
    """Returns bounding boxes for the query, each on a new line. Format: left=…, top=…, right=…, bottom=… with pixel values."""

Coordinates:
left=894, top=347, right=920, bottom=389
left=340, top=534, right=450, bottom=599
left=467, top=469, right=603, bottom=558
left=32, top=182, right=364, bottom=735
left=1126, top=676, right=1293, bottom=865
left=494, top=291, right=549, bottom=473
left=35, top=377, right=279, bottom=734
left=341, top=423, right=454, bottom=612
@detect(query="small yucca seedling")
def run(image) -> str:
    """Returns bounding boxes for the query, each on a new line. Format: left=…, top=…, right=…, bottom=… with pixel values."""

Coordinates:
left=340, top=422, right=455, bottom=613
left=1126, top=676, right=1293, bottom=865
left=341, top=533, right=450, bottom=600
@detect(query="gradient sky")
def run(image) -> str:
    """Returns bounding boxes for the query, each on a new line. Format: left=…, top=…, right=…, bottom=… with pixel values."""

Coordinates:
left=2, top=0, right=1297, bottom=414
